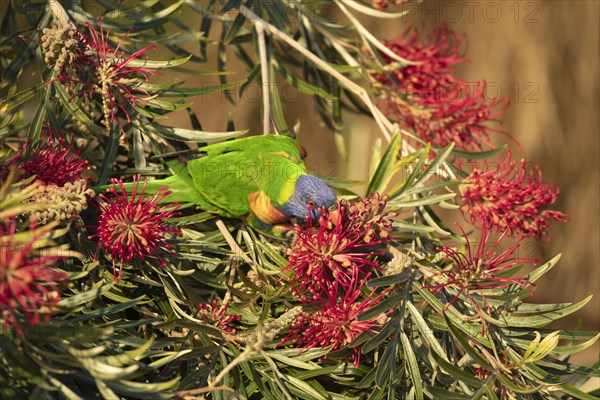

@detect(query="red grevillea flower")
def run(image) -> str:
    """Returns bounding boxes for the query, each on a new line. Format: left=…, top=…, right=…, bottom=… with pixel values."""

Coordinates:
left=375, top=25, right=467, bottom=106
left=285, top=196, right=391, bottom=300
left=80, top=19, right=158, bottom=128
left=371, top=25, right=508, bottom=151
left=280, top=275, right=388, bottom=366
left=198, top=299, right=242, bottom=334
left=405, top=82, right=507, bottom=150
left=460, top=152, right=569, bottom=240
left=90, top=175, right=182, bottom=280
left=427, top=222, right=538, bottom=334
left=0, top=219, right=68, bottom=334
left=18, top=126, right=89, bottom=186
left=372, top=0, right=412, bottom=10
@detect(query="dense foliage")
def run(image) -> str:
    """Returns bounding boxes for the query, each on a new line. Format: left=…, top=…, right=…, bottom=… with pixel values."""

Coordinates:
left=0, top=1, right=597, bottom=399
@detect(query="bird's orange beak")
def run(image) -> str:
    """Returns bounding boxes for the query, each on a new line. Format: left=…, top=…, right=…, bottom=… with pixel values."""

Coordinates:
left=328, top=205, right=341, bottom=225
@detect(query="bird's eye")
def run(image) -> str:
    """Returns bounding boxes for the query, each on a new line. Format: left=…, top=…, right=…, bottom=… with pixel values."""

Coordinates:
left=308, top=200, right=316, bottom=207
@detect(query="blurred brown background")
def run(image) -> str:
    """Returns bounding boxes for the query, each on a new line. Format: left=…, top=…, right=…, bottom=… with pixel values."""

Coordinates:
left=359, top=0, right=600, bottom=333
left=168, top=0, right=599, bottom=362
left=359, top=0, right=600, bottom=365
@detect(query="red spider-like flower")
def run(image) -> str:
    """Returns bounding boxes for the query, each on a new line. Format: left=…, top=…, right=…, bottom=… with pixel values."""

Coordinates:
left=285, top=196, right=391, bottom=300
left=371, top=25, right=508, bottom=151
left=372, top=0, right=413, bottom=10
left=18, top=126, right=89, bottom=186
left=460, top=152, right=569, bottom=240
left=404, top=82, right=507, bottom=150
left=280, top=275, right=388, bottom=365
left=198, top=299, right=242, bottom=334
left=79, top=19, right=158, bottom=128
left=427, top=222, right=538, bottom=334
left=375, top=25, right=467, bottom=106
left=90, top=175, right=182, bottom=280
left=0, top=219, right=68, bottom=334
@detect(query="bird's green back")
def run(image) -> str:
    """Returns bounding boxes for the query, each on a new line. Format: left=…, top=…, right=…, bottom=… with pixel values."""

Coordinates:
left=187, top=135, right=307, bottom=217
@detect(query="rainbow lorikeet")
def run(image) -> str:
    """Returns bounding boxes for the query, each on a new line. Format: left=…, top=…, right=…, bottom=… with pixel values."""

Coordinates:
left=141, top=135, right=337, bottom=229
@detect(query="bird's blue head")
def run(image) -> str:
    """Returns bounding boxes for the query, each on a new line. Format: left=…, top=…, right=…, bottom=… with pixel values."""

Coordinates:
left=282, top=174, right=337, bottom=220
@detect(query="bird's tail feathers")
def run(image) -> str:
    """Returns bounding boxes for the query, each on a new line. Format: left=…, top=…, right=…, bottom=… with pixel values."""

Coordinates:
left=94, top=161, right=204, bottom=205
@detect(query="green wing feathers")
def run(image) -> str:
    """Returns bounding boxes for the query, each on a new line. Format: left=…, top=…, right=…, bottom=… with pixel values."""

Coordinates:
left=186, top=135, right=308, bottom=217
left=115, top=135, right=309, bottom=220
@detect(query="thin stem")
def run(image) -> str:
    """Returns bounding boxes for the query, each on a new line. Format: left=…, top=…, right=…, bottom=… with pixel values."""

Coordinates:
left=255, top=22, right=271, bottom=134
left=336, top=0, right=418, bottom=67
left=239, top=4, right=393, bottom=142
left=215, top=219, right=258, bottom=272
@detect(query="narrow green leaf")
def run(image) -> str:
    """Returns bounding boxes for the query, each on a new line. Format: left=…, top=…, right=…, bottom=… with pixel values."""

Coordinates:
left=58, top=283, right=113, bottom=308
left=558, top=383, right=600, bottom=400
left=392, top=220, right=435, bottom=233
left=400, top=143, right=454, bottom=198
left=444, top=314, right=493, bottom=370
left=489, top=295, right=593, bottom=328
left=526, top=254, right=562, bottom=284
left=76, top=0, right=183, bottom=31
left=127, top=55, right=191, bottom=69
left=357, top=293, right=405, bottom=321
left=95, top=377, right=120, bottom=400
left=414, top=285, right=491, bottom=346
left=401, top=332, right=424, bottom=400
left=425, top=386, right=472, bottom=400
left=277, top=63, right=337, bottom=102
left=406, top=301, right=447, bottom=359
left=362, top=316, right=397, bottom=353
left=389, top=193, right=456, bottom=208
left=375, top=338, right=397, bottom=387
left=224, top=0, right=251, bottom=43
left=26, top=98, right=47, bottom=145
left=450, top=145, right=506, bottom=160
left=65, top=296, right=146, bottom=323
left=155, top=79, right=245, bottom=97
left=495, top=374, right=545, bottom=395
left=552, top=332, right=600, bottom=355
left=430, top=351, right=483, bottom=387
left=105, top=376, right=180, bottom=398
left=53, top=82, right=103, bottom=134
left=283, top=375, right=327, bottom=400
left=292, top=365, right=343, bottom=380
left=151, top=124, right=247, bottom=142
left=366, top=132, right=402, bottom=196
left=96, top=121, right=120, bottom=185
left=367, top=271, right=412, bottom=287
left=269, top=62, right=289, bottom=135
left=267, top=353, right=319, bottom=370
left=2, top=83, right=44, bottom=111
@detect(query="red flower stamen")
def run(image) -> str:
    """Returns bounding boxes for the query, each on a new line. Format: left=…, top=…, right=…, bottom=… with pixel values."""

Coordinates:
left=280, top=273, right=388, bottom=366
left=89, top=175, right=182, bottom=280
left=84, top=20, right=158, bottom=128
left=285, top=199, right=387, bottom=300
left=198, top=298, right=242, bottom=334
left=460, top=152, right=569, bottom=240
left=370, top=25, right=509, bottom=151
left=0, top=219, right=68, bottom=334
left=426, top=221, right=538, bottom=334
left=18, top=126, right=89, bottom=186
